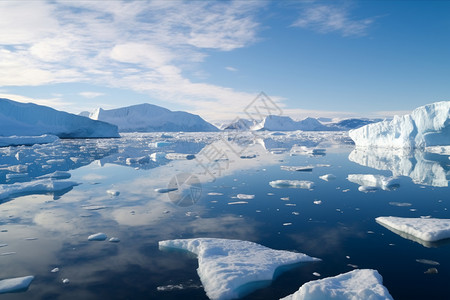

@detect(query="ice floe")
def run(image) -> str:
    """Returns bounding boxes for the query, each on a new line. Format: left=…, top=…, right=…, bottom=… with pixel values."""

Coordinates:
left=347, top=174, right=400, bottom=191
left=349, top=101, right=450, bottom=148
left=88, top=233, right=107, bottom=241
left=280, top=269, right=393, bottom=300
left=319, top=174, right=336, bottom=181
left=0, top=135, right=59, bottom=147
left=0, top=179, right=78, bottom=201
left=159, top=238, right=320, bottom=300
left=236, top=194, right=255, bottom=200
left=376, top=216, right=450, bottom=243
left=281, top=166, right=313, bottom=172
left=270, top=180, right=315, bottom=189
left=0, top=275, right=34, bottom=294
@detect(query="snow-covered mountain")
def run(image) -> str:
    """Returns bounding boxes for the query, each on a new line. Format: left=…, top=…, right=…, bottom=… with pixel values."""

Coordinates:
left=250, top=115, right=331, bottom=131
left=350, top=101, right=450, bottom=148
left=0, top=98, right=119, bottom=138
left=221, top=118, right=257, bottom=130
left=89, top=103, right=219, bottom=132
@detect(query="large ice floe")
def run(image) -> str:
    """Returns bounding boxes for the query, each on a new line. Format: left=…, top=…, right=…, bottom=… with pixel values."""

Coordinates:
left=0, top=98, right=119, bottom=138
left=280, top=269, right=393, bottom=300
left=349, top=101, right=450, bottom=148
left=270, top=180, right=315, bottom=189
left=89, top=103, right=219, bottom=132
left=376, top=216, right=450, bottom=245
left=158, top=238, right=320, bottom=300
left=348, top=147, right=449, bottom=187
left=0, top=275, right=34, bottom=294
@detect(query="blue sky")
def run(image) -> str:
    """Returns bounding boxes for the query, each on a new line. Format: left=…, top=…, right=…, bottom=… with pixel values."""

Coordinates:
left=0, top=0, right=449, bottom=123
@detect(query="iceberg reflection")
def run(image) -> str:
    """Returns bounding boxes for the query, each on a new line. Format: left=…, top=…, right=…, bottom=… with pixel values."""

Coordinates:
left=349, top=147, right=450, bottom=187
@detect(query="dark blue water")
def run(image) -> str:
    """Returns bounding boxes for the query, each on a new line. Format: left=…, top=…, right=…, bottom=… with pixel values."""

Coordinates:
left=0, top=135, right=448, bottom=299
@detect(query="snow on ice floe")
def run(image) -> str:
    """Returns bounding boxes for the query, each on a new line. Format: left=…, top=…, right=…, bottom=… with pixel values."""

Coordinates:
left=376, top=216, right=450, bottom=243
left=0, top=135, right=59, bottom=147
left=347, top=174, right=400, bottom=192
left=0, top=179, right=78, bottom=201
left=236, top=194, right=255, bottom=200
left=349, top=101, right=450, bottom=149
left=280, top=269, right=393, bottom=300
left=270, top=180, right=315, bottom=189
left=0, top=98, right=119, bottom=138
left=0, top=275, right=34, bottom=294
left=159, top=238, right=320, bottom=300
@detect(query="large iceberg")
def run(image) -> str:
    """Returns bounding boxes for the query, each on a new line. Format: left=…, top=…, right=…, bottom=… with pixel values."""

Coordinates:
left=159, top=238, right=320, bottom=300
left=349, top=101, right=450, bottom=148
left=0, top=98, right=119, bottom=138
left=280, top=269, right=393, bottom=300
left=376, top=216, right=450, bottom=243
left=347, top=174, right=400, bottom=191
left=89, top=103, right=219, bottom=132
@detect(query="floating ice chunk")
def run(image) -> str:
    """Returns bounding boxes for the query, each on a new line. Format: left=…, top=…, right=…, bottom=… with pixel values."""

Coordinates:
left=159, top=238, right=320, bottom=300
left=88, top=233, right=107, bottom=241
left=154, top=187, right=178, bottom=193
left=281, top=166, right=313, bottom=172
left=126, top=156, right=149, bottom=165
left=37, top=171, right=71, bottom=180
left=416, top=259, right=440, bottom=266
left=358, top=186, right=379, bottom=192
left=109, top=237, right=120, bottom=243
left=107, top=189, right=120, bottom=197
left=0, top=135, right=59, bottom=147
left=62, top=278, right=70, bottom=284
left=319, top=174, right=336, bottom=181
left=348, top=174, right=400, bottom=191
left=0, top=179, right=78, bottom=200
left=424, top=268, right=438, bottom=274
left=208, top=192, right=223, bottom=196
left=270, top=180, right=315, bottom=189
left=376, top=216, right=450, bottom=242
left=236, top=194, right=255, bottom=200
left=313, top=200, right=322, bottom=205
left=228, top=201, right=248, bottom=205
left=389, top=202, right=412, bottom=207
left=150, top=152, right=167, bottom=161
left=51, top=268, right=59, bottom=273
left=349, top=101, right=450, bottom=148
left=280, top=269, right=393, bottom=300
left=82, top=205, right=107, bottom=210
left=0, top=275, right=34, bottom=294
left=165, top=153, right=195, bottom=160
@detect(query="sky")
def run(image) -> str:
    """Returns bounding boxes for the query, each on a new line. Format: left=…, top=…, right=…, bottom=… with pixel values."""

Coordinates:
left=0, top=0, right=449, bottom=124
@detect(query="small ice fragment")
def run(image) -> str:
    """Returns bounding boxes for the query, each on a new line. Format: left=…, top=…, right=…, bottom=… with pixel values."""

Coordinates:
left=346, top=256, right=350, bottom=259
left=163, top=210, right=170, bottom=214
left=109, top=237, right=120, bottom=243
left=347, top=264, right=359, bottom=268
left=88, top=233, right=107, bottom=241
left=319, top=174, right=336, bottom=181
left=228, top=201, right=248, bottom=205
left=283, top=223, right=292, bottom=226
left=154, top=187, right=178, bottom=193
left=256, top=210, right=261, bottom=213
left=367, top=231, right=374, bottom=234
left=416, top=259, right=440, bottom=266
left=389, top=202, right=412, bottom=207
left=285, top=203, right=296, bottom=206
left=25, top=237, right=37, bottom=241
left=410, top=209, right=417, bottom=212
left=424, top=268, right=438, bottom=274
left=313, top=200, right=322, bottom=205
left=107, top=189, right=120, bottom=197
left=62, top=278, right=70, bottom=284
left=208, top=192, right=223, bottom=196
left=281, top=197, right=289, bottom=201
left=312, top=272, right=321, bottom=277
left=342, top=189, right=350, bottom=192
left=292, top=212, right=300, bottom=216
left=267, top=193, right=274, bottom=196
left=236, top=194, right=255, bottom=200
left=358, top=185, right=378, bottom=192
left=0, top=252, right=16, bottom=256
left=51, top=268, right=59, bottom=273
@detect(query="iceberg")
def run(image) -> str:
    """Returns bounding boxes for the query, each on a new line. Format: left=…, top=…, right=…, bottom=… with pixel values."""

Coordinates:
left=376, top=216, right=450, bottom=243
left=89, top=103, right=219, bottom=132
left=349, top=101, right=450, bottom=148
left=0, top=98, right=119, bottom=138
left=0, top=275, right=34, bottom=294
left=159, top=238, right=320, bottom=300
left=0, top=134, right=59, bottom=147
left=280, top=269, right=393, bottom=300
left=270, top=180, right=315, bottom=189
left=0, top=179, right=78, bottom=201
left=347, top=174, right=400, bottom=191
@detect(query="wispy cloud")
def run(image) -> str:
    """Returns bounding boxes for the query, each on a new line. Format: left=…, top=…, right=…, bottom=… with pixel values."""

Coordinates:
left=292, top=4, right=375, bottom=37
left=225, top=66, right=238, bottom=72
left=0, top=1, right=266, bottom=120
left=79, top=92, right=105, bottom=99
